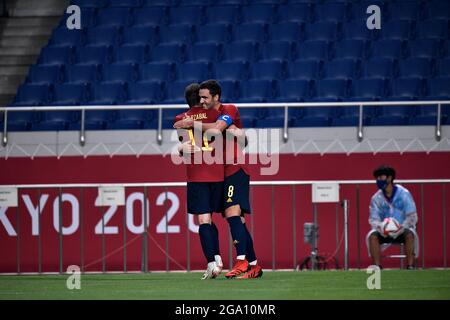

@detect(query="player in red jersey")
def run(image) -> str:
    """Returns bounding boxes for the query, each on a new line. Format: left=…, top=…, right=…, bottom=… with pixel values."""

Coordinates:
left=174, top=80, right=262, bottom=279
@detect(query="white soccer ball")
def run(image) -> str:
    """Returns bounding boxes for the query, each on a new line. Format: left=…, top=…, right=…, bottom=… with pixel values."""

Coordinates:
left=382, top=217, right=403, bottom=238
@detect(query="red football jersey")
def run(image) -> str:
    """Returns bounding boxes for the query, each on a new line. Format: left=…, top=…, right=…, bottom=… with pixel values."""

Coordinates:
left=174, top=107, right=224, bottom=182
left=218, top=104, right=250, bottom=178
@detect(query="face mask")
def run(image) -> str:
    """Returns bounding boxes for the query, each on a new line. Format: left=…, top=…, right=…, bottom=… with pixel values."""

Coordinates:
left=376, top=179, right=388, bottom=190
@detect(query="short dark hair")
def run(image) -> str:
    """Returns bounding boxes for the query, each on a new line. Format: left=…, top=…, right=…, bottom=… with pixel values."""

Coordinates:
left=373, top=165, right=396, bottom=180
left=199, top=79, right=221, bottom=100
left=185, top=83, right=200, bottom=108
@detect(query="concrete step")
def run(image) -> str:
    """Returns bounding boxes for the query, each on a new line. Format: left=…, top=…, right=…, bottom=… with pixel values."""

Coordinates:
left=0, top=35, right=49, bottom=48
left=9, top=0, right=69, bottom=17
left=0, top=46, right=42, bottom=56
left=0, top=74, right=25, bottom=84
left=0, top=94, right=15, bottom=107
left=0, top=82, right=19, bottom=95
left=0, top=65, right=29, bottom=76
left=2, top=26, right=53, bottom=37
left=0, top=55, right=36, bottom=65
left=0, top=17, right=60, bottom=27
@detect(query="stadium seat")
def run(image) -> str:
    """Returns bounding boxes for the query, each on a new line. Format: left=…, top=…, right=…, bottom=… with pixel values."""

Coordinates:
left=12, top=84, right=51, bottom=106
left=332, top=106, right=375, bottom=127
left=168, top=6, right=205, bottom=25
left=64, top=64, right=100, bottom=84
left=71, top=0, right=108, bottom=8
left=348, top=78, right=387, bottom=101
left=121, top=26, right=158, bottom=46
left=380, top=20, right=414, bottom=40
left=109, top=0, right=143, bottom=8
left=78, top=109, right=116, bottom=130
left=426, top=77, right=450, bottom=100
left=387, top=1, right=421, bottom=21
left=268, top=23, right=302, bottom=43
left=85, top=26, right=120, bottom=46
left=411, top=105, right=448, bottom=126
left=254, top=107, right=288, bottom=128
left=333, top=39, right=367, bottom=60
left=159, top=25, right=195, bottom=44
left=49, top=28, right=85, bottom=47
left=314, top=3, right=349, bottom=22
left=398, top=58, right=434, bottom=79
left=32, top=110, right=78, bottom=131
left=222, top=41, right=259, bottom=62
left=426, top=1, right=450, bottom=20
left=142, top=0, right=170, bottom=6
left=321, top=59, right=359, bottom=80
left=371, top=106, right=416, bottom=126
left=101, top=63, right=138, bottom=84
left=295, top=40, right=330, bottom=61
left=138, top=62, right=175, bottom=82
left=349, top=2, right=386, bottom=23
left=176, top=62, right=211, bottom=82
left=287, top=60, right=321, bottom=80
left=38, top=46, right=74, bottom=66
left=277, top=4, right=312, bottom=24
left=75, top=45, right=112, bottom=65
left=232, top=23, right=267, bottom=43
left=293, top=107, right=337, bottom=127
left=114, top=44, right=149, bottom=64
left=126, top=82, right=163, bottom=104
left=249, top=60, right=286, bottom=80
left=238, top=107, right=259, bottom=128
left=205, top=6, right=240, bottom=25
left=96, top=8, right=132, bottom=27
left=196, top=23, right=231, bottom=44
left=407, top=39, right=443, bottom=59
left=341, top=20, right=376, bottom=41
left=6, top=109, right=39, bottom=131
left=186, top=43, right=222, bottom=63
left=311, top=79, right=349, bottom=101
left=360, top=58, right=397, bottom=80
left=240, top=5, right=275, bottom=24
left=370, top=39, right=406, bottom=59
left=27, top=65, right=63, bottom=85
left=51, top=83, right=89, bottom=105
left=149, top=43, right=186, bottom=63
left=273, top=79, right=311, bottom=102
left=260, top=41, right=294, bottom=62
left=237, top=80, right=275, bottom=103
left=437, top=59, right=450, bottom=77
left=162, top=81, right=193, bottom=104
left=214, top=0, right=247, bottom=5
left=218, top=80, right=238, bottom=103
left=416, top=20, right=449, bottom=40
left=386, top=78, right=425, bottom=101
left=87, top=83, right=126, bottom=105
left=59, top=7, right=97, bottom=28
left=108, top=109, right=157, bottom=130
left=304, top=22, right=340, bottom=41
left=213, top=61, right=249, bottom=81
left=132, top=7, right=168, bottom=27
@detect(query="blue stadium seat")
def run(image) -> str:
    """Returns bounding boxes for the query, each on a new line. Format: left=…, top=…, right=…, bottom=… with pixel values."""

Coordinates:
left=293, top=107, right=337, bottom=127
left=121, top=26, right=158, bottom=46
left=87, top=83, right=126, bottom=105
left=149, top=43, right=186, bottom=63
left=322, top=59, right=359, bottom=80
left=32, top=110, right=78, bottom=131
left=341, top=20, right=376, bottom=41
left=214, top=0, right=247, bottom=5
left=64, top=64, right=100, bottom=84
left=387, top=1, right=421, bottom=21
left=168, top=6, right=205, bottom=25
left=12, top=84, right=51, bottom=106
left=109, top=0, right=143, bottom=7
left=108, top=109, right=156, bottom=130
left=348, top=78, right=387, bottom=101
left=142, top=0, right=170, bottom=6
left=232, top=23, right=267, bottom=43
left=213, top=61, right=249, bottom=81
left=60, top=7, right=97, bottom=28
left=162, top=81, right=193, bottom=104
left=268, top=23, right=302, bottom=42
left=304, top=22, right=340, bottom=41
left=38, top=46, right=74, bottom=66
left=49, top=28, right=85, bottom=47
left=222, top=41, right=259, bottom=62
left=85, top=26, right=120, bottom=46
left=159, top=25, right=195, bottom=44
left=115, top=44, right=149, bottom=64
left=360, top=58, right=397, bottom=80
left=332, top=106, right=375, bottom=127
left=126, top=81, right=163, bottom=104
left=260, top=41, right=294, bottom=62
left=426, top=77, right=450, bottom=100
left=380, top=20, right=413, bottom=40
left=132, top=7, right=168, bottom=27
left=196, top=23, right=231, bottom=44
left=371, top=106, right=416, bottom=126
left=27, top=65, right=63, bottom=85
left=311, top=79, right=349, bottom=101
left=71, top=0, right=108, bottom=8
left=160, top=107, right=187, bottom=129
left=205, top=6, right=240, bottom=25
left=218, top=80, right=238, bottom=103
left=287, top=60, right=321, bottom=80
left=437, top=58, right=450, bottom=77
left=249, top=60, right=286, bottom=80
left=51, top=83, right=88, bottom=105
left=411, top=105, right=448, bottom=126
left=254, top=107, right=288, bottom=128
left=176, top=62, right=211, bottom=82
left=277, top=4, right=312, bottom=23
left=6, top=109, right=39, bottom=131
left=237, top=80, right=275, bottom=102
left=416, top=20, right=449, bottom=40
left=138, top=62, right=175, bottom=82
left=426, top=1, right=450, bottom=20
left=238, top=107, right=259, bottom=128
left=273, top=79, right=311, bottom=102
left=370, top=39, right=406, bottom=59
left=407, top=39, right=442, bottom=59
left=186, top=43, right=222, bottom=62
left=398, top=58, right=434, bottom=79
left=349, top=2, right=386, bottom=23
left=314, top=3, right=349, bottom=22
left=240, top=5, right=275, bottom=24
left=75, top=45, right=112, bottom=65
left=178, top=0, right=210, bottom=5
left=77, top=108, right=116, bottom=130
left=333, top=39, right=367, bottom=60
left=386, top=78, right=425, bottom=100
left=295, top=40, right=330, bottom=61
left=96, top=8, right=132, bottom=27
left=101, top=63, right=137, bottom=84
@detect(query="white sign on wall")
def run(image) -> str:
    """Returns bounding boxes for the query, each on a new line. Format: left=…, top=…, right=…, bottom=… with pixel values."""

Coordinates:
left=0, top=187, right=18, bottom=207
left=312, top=183, right=340, bottom=203
left=98, top=186, right=125, bottom=206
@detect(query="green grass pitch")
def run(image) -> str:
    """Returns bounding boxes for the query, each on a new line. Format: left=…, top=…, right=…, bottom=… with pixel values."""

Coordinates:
left=0, top=270, right=449, bottom=300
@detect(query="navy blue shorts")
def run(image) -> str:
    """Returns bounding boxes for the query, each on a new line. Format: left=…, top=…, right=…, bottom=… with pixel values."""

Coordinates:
left=224, top=169, right=251, bottom=214
left=187, top=181, right=224, bottom=214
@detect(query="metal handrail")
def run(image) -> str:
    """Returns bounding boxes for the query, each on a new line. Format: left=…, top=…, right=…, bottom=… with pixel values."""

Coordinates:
left=2, top=100, right=449, bottom=147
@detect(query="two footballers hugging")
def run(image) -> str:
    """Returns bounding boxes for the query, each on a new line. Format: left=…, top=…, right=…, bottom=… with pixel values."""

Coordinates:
left=173, top=79, right=263, bottom=280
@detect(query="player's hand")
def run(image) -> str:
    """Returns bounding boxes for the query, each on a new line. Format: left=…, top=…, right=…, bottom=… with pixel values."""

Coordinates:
left=173, top=118, right=194, bottom=129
